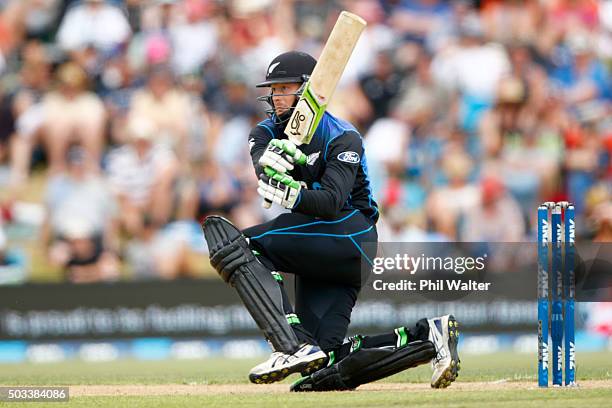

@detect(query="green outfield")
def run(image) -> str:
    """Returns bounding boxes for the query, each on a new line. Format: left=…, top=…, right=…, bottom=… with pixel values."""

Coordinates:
left=1, top=352, right=611, bottom=407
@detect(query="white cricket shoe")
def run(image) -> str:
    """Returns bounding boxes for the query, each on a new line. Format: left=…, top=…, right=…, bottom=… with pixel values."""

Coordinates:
left=249, top=344, right=328, bottom=384
left=428, top=314, right=460, bottom=388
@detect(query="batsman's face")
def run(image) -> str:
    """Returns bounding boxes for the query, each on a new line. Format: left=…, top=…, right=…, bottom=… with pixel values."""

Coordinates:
left=270, top=83, right=301, bottom=116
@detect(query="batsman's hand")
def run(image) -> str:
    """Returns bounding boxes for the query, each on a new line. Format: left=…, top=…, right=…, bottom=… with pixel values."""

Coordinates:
left=258, top=139, right=306, bottom=174
left=258, top=167, right=305, bottom=209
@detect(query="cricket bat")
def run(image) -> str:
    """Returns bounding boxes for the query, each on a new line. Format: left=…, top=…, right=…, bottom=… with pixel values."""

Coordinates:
left=262, top=11, right=366, bottom=209
left=285, top=11, right=366, bottom=145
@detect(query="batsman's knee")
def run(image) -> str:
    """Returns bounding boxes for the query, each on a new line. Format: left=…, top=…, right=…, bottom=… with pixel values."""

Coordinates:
left=203, top=215, right=256, bottom=283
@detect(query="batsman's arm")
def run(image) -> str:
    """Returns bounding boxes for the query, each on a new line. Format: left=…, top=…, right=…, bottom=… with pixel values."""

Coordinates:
left=293, top=131, right=362, bottom=219
left=248, top=124, right=275, bottom=177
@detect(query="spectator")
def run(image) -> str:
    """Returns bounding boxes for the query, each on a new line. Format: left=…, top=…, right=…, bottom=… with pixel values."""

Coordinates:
left=41, top=62, right=106, bottom=173
left=47, top=216, right=120, bottom=283
left=0, top=94, right=13, bottom=187
left=8, top=40, right=51, bottom=186
left=461, top=176, right=526, bottom=242
left=222, top=1, right=290, bottom=82
left=0, top=0, right=60, bottom=58
left=178, top=74, right=215, bottom=165
left=381, top=207, right=449, bottom=242
left=363, top=114, right=410, bottom=200
left=105, top=116, right=180, bottom=235
left=479, top=76, right=531, bottom=158
left=564, top=122, right=602, bottom=212
left=481, top=0, right=540, bottom=44
left=169, top=0, right=219, bottom=75
left=125, top=0, right=174, bottom=73
left=400, top=88, right=451, bottom=205
left=129, top=65, right=190, bottom=158
left=426, top=148, right=480, bottom=239
left=100, top=49, right=138, bottom=108
left=56, top=0, right=131, bottom=53
left=228, top=183, right=268, bottom=229
left=585, top=181, right=612, bottom=242
left=4, top=0, right=62, bottom=44
left=41, top=144, right=119, bottom=284
left=592, top=202, right=612, bottom=242
left=339, top=0, right=395, bottom=87
left=431, top=17, right=510, bottom=132
left=0, top=225, right=28, bottom=284
left=356, top=49, right=405, bottom=124
left=395, top=48, right=450, bottom=127
left=42, top=145, right=118, bottom=259
left=187, top=158, right=242, bottom=220
left=125, top=215, right=189, bottom=280
left=552, top=32, right=611, bottom=106
left=389, top=0, right=452, bottom=45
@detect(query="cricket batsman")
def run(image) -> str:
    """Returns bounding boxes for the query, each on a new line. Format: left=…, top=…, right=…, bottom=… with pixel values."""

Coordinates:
left=201, top=51, right=460, bottom=391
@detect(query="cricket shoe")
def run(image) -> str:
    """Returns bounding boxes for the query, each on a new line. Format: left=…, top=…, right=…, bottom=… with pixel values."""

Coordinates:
left=428, top=314, right=460, bottom=388
left=249, top=343, right=328, bottom=384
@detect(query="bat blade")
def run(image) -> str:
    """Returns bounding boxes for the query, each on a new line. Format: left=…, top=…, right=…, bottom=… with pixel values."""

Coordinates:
left=285, top=11, right=366, bottom=145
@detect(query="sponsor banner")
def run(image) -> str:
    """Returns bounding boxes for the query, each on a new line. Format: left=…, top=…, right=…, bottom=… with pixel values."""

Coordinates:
left=1, top=279, right=547, bottom=340
left=0, top=338, right=270, bottom=364
left=0, top=280, right=257, bottom=340
left=0, top=332, right=608, bottom=364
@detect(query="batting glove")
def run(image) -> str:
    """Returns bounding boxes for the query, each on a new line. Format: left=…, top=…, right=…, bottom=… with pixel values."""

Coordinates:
left=258, top=167, right=305, bottom=209
left=258, top=139, right=307, bottom=174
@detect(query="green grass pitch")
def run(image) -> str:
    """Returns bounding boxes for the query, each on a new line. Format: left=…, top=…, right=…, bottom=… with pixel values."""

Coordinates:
left=1, top=352, right=611, bottom=407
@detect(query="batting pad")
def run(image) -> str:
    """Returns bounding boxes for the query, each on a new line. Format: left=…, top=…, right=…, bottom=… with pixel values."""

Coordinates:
left=295, top=340, right=435, bottom=391
left=202, top=216, right=300, bottom=354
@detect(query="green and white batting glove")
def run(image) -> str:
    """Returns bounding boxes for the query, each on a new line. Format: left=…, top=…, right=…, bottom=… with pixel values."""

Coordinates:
left=258, top=167, right=305, bottom=209
left=258, top=139, right=307, bottom=174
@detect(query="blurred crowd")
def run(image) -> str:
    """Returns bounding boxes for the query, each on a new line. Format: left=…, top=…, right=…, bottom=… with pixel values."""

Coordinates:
left=0, top=0, right=610, bottom=284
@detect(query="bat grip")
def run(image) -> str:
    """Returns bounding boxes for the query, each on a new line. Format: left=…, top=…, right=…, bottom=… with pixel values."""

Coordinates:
left=262, top=167, right=276, bottom=208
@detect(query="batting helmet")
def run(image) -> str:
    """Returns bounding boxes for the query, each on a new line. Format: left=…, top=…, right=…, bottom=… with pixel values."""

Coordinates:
left=256, top=51, right=317, bottom=88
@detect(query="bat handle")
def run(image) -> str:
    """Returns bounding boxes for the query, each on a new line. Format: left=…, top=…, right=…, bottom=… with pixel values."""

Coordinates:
left=262, top=167, right=276, bottom=209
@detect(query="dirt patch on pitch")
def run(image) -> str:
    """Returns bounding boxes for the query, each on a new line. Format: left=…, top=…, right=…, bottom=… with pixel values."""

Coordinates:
left=69, top=380, right=612, bottom=396
left=362, top=380, right=612, bottom=392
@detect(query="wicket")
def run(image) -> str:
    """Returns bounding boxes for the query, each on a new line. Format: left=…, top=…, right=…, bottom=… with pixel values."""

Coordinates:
left=537, top=202, right=576, bottom=387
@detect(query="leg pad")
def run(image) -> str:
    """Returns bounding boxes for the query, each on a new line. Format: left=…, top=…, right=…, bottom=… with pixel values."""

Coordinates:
left=202, top=216, right=300, bottom=353
left=293, top=340, right=435, bottom=391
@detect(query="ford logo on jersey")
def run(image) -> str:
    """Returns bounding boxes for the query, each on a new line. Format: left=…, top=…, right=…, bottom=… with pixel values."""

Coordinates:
left=338, top=151, right=360, bottom=164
